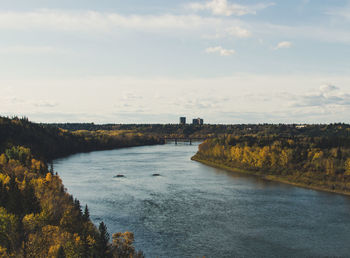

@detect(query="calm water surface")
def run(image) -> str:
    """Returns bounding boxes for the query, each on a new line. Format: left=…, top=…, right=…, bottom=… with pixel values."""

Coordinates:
left=54, top=143, right=350, bottom=257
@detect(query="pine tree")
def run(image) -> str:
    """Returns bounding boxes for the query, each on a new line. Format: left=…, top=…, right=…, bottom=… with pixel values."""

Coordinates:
left=98, top=222, right=110, bottom=258
left=0, top=182, right=8, bottom=208
left=74, top=198, right=82, bottom=217
left=7, top=177, right=23, bottom=215
left=49, top=161, right=54, bottom=175
left=22, top=182, right=40, bottom=215
left=83, top=204, right=90, bottom=222
left=57, top=246, right=66, bottom=258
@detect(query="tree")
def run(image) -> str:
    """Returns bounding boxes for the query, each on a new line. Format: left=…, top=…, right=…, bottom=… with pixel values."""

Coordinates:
left=82, top=205, right=90, bottom=222
left=5, top=146, right=31, bottom=166
left=0, top=207, right=19, bottom=253
left=57, top=245, right=66, bottom=258
left=49, top=161, right=54, bottom=175
left=0, top=182, right=8, bottom=208
left=22, top=182, right=40, bottom=215
left=7, top=178, right=23, bottom=216
left=111, top=231, right=144, bottom=258
left=112, top=232, right=134, bottom=257
left=74, top=199, right=82, bottom=217
left=345, top=158, right=350, bottom=175
left=98, top=222, right=110, bottom=258
left=0, top=154, right=7, bottom=165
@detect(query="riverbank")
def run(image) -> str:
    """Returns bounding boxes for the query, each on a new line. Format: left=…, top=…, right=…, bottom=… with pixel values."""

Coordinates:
left=191, top=155, right=350, bottom=196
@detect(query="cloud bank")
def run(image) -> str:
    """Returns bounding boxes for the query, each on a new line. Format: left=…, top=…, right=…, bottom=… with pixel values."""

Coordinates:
left=2, top=75, right=350, bottom=124
left=289, top=84, right=350, bottom=108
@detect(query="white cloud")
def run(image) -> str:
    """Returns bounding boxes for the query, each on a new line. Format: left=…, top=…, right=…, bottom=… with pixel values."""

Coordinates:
left=201, top=25, right=251, bottom=39
left=187, top=0, right=275, bottom=16
left=226, top=26, right=251, bottom=38
left=205, top=46, right=235, bottom=56
left=274, top=41, right=292, bottom=49
left=0, top=45, right=65, bottom=55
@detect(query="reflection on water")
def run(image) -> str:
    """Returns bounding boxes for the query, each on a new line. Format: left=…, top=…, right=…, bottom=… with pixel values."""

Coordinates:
left=54, top=143, right=350, bottom=257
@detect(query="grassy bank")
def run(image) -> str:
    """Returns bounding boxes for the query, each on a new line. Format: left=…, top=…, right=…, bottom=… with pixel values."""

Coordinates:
left=191, top=155, right=350, bottom=196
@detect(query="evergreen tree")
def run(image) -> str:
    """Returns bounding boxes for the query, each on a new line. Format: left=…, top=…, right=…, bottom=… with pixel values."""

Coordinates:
left=83, top=204, right=90, bottom=222
left=98, top=222, right=110, bottom=258
left=57, top=246, right=66, bottom=258
left=49, top=161, right=54, bottom=174
left=0, top=182, right=8, bottom=208
left=74, top=198, right=82, bottom=217
left=22, top=182, right=40, bottom=215
left=7, top=178, right=23, bottom=216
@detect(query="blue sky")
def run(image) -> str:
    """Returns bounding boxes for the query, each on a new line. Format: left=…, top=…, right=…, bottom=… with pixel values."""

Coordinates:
left=1, top=0, right=350, bottom=123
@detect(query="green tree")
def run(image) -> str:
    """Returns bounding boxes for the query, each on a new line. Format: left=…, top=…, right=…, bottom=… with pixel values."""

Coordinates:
left=98, top=222, right=110, bottom=258
left=7, top=178, right=23, bottom=216
left=56, top=245, right=66, bottom=258
left=82, top=205, right=90, bottom=222
left=0, top=207, right=19, bottom=253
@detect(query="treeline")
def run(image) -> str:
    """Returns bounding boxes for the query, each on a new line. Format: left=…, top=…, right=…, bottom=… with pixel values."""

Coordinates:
left=48, top=122, right=350, bottom=140
left=0, top=116, right=162, bottom=161
left=49, top=123, right=213, bottom=139
left=193, top=133, right=350, bottom=193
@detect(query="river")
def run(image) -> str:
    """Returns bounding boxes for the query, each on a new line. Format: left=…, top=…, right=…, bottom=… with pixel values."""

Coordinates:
left=54, top=143, right=350, bottom=257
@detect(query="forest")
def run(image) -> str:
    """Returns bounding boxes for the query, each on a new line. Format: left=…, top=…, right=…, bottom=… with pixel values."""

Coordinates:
left=193, top=125, right=350, bottom=194
left=0, top=116, right=158, bottom=257
left=0, top=116, right=162, bottom=161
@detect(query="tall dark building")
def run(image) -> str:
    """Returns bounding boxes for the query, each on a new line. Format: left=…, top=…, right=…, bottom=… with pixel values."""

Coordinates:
left=180, top=117, right=186, bottom=125
left=192, top=118, right=204, bottom=125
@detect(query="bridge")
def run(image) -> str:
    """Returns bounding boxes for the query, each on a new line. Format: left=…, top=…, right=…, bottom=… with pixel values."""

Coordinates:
left=161, top=137, right=206, bottom=145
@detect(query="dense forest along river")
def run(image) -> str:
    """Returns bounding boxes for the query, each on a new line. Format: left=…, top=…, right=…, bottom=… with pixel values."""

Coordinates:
left=54, top=143, right=350, bottom=257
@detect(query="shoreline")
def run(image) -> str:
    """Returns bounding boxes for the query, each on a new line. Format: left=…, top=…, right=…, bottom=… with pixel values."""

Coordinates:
left=51, top=141, right=164, bottom=161
left=191, top=155, right=350, bottom=196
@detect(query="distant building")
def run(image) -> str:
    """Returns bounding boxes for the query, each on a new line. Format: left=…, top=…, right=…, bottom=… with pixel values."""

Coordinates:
left=180, top=117, right=186, bottom=125
left=192, top=118, right=204, bottom=125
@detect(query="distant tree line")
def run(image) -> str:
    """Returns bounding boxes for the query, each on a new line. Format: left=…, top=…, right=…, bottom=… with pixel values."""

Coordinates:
left=0, top=116, right=163, bottom=161
left=48, top=122, right=350, bottom=140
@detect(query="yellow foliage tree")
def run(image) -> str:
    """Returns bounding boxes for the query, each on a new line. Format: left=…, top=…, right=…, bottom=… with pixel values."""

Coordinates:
left=45, top=173, right=52, bottom=182
left=0, top=174, right=10, bottom=185
left=112, top=232, right=135, bottom=257
left=0, top=154, right=7, bottom=165
left=345, top=158, right=350, bottom=176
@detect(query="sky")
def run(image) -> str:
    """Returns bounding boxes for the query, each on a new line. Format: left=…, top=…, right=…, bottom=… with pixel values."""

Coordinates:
left=1, top=0, right=350, bottom=124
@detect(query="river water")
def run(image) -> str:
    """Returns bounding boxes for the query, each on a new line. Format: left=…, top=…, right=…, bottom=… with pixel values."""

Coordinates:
left=54, top=143, right=350, bottom=257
